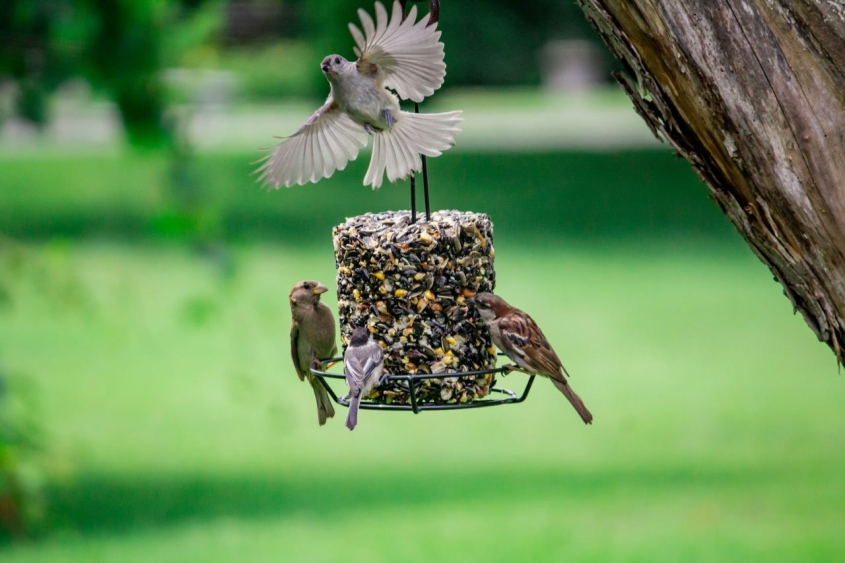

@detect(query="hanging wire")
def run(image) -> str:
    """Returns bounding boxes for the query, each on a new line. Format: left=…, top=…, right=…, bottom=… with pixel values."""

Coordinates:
left=402, top=0, right=440, bottom=223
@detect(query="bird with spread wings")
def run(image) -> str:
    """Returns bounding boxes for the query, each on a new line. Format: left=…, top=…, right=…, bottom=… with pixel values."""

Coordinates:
left=256, top=0, right=462, bottom=189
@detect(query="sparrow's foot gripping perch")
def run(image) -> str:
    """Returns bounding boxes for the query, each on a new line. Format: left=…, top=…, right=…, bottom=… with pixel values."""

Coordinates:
left=502, top=364, right=520, bottom=376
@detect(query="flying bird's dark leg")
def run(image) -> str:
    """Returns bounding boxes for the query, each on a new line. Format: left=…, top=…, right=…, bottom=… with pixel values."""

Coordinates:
left=382, top=108, right=395, bottom=129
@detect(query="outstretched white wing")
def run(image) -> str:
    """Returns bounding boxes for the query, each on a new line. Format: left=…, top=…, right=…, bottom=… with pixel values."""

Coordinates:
left=349, top=0, right=446, bottom=103
left=256, top=97, right=369, bottom=188
left=364, top=110, right=462, bottom=188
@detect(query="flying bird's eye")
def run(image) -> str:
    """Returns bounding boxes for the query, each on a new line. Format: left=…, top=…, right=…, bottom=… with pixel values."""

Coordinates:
left=334, top=56, right=340, bottom=65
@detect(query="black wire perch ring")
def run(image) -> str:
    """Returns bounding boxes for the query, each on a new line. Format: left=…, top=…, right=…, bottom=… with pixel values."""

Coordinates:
left=310, top=353, right=536, bottom=414
left=401, top=0, right=440, bottom=224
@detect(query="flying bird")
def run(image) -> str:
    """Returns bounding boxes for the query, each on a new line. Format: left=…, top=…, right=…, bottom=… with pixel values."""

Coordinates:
left=343, top=326, right=385, bottom=430
left=290, top=280, right=338, bottom=426
left=256, top=0, right=462, bottom=189
left=473, top=292, right=593, bottom=424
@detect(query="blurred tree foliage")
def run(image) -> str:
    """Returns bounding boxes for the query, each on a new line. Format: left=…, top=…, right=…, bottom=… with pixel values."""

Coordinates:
left=302, top=0, right=612, bottom=94
left=0, top=0, right=221, bottom=146
left=0, top=367, right=44, bottom=541
left=1, top=0, right=612, bottom=138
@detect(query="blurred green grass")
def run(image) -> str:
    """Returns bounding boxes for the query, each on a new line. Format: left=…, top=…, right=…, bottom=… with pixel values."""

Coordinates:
left=0, top=149, right=729, bottom=245
left=0, top=238, right=843, bottom=561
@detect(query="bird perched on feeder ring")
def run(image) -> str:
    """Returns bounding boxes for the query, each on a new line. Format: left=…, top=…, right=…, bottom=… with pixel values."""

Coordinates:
left=472, top=293, right=594, bottom=425
left=343, top=326, right=386, bottom=430
left=289, top=280, right=338, bottom=426
left=256, top=0, right=462, bottom=189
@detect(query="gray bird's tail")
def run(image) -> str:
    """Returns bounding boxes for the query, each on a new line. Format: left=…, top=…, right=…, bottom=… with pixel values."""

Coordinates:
left=551, top=378, right=593, bottom=425
left=364, top=110, right=463, bottom=189
left=311, top=378, right=335, bottom=426
left=346, top=394, right=361, bottom=431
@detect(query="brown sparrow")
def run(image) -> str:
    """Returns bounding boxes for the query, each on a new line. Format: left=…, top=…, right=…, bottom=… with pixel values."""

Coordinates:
left=290, top=280, right=338, bottom=425
left=473, top=292, right=593, bottom=424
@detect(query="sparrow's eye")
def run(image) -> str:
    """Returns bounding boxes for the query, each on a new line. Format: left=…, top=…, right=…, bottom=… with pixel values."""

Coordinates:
left=302, top=282, right=311, bottom=289
left=334, top=56, right=340, bottom=65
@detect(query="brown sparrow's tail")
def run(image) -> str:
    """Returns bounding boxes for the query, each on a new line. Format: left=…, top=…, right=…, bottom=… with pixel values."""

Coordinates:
left=551, top=378, right=593, bottom=425
left=311, top=378, right=335, bottom=426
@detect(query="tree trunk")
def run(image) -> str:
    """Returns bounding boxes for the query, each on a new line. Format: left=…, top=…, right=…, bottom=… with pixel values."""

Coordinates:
left=575, top=1, right=845, bottom=363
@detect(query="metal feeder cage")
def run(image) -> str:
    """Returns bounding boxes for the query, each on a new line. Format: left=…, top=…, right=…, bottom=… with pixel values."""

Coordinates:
left=311, top=354, right=536, bottom=413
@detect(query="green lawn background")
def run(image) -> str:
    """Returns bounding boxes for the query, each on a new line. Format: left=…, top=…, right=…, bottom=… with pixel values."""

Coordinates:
left=1, top=145, right=843, bottom=561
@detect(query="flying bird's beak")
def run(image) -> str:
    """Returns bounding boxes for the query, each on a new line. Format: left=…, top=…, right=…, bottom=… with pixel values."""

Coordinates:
left=313, top=283, right=329, bottom=295
left=321, top=62, right=330, bottom=72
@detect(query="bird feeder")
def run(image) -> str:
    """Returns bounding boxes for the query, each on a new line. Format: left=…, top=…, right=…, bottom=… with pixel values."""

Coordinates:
left=310, top=0, right=536, bottom=412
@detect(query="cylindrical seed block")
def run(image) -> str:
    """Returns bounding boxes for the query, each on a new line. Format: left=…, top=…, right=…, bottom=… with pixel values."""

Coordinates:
left=334, top=210, right=496, bottom=405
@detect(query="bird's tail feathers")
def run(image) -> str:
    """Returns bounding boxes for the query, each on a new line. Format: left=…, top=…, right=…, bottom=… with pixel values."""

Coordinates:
left=312, top=378, right=335, bottom=426
left=346, top=395, right=360, bottom=431
left=364, top=110, right=462, bottom=189
left=551, top=378, right=593, bottom=425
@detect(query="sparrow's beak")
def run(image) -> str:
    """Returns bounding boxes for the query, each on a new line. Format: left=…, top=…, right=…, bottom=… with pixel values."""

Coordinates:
left=321, top=63, right=330, bottom=72
left=312, top=283, right=329, bottom=295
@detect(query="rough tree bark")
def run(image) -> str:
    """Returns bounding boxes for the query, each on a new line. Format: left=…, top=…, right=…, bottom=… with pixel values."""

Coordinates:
left=575, top=1, right=845, bottom=363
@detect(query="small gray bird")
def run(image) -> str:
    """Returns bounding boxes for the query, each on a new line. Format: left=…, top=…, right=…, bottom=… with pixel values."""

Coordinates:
left=473, top=292, right=593, bottom=425
left=343, top=326, right=385, bottom=430
left=256, top=0, right=462, bottom=189
left=290, top=280, right=338, bottom=426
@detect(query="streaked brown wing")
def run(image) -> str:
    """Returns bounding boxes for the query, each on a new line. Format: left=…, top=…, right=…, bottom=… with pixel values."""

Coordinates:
left=499, top=311, right=568, bottom=379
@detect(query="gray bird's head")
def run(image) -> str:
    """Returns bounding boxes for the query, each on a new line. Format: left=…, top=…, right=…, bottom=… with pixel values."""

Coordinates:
left=321, top=54, right=352, bottom=79
left=289, top=280, right=329, bottom=310
left=348, top=326, right=370, bottom=347
left=472, top=292, right=511, bottom=323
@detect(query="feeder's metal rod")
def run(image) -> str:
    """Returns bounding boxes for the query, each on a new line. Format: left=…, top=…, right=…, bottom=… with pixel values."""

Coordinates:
left=313, top=372, right=341, bottom=403
left=402, top=0, right=439, bottom=224
left=410, top=171, right=417, bottom=224
left=415, top=101, right=432, bottom=222
left=410, top=103, right=430, bottom=223
left=400, top=0, right=439, bottom=25
left=408, top=378, right=420, bottom=413
left=516, top=375, right=536, bottom=402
